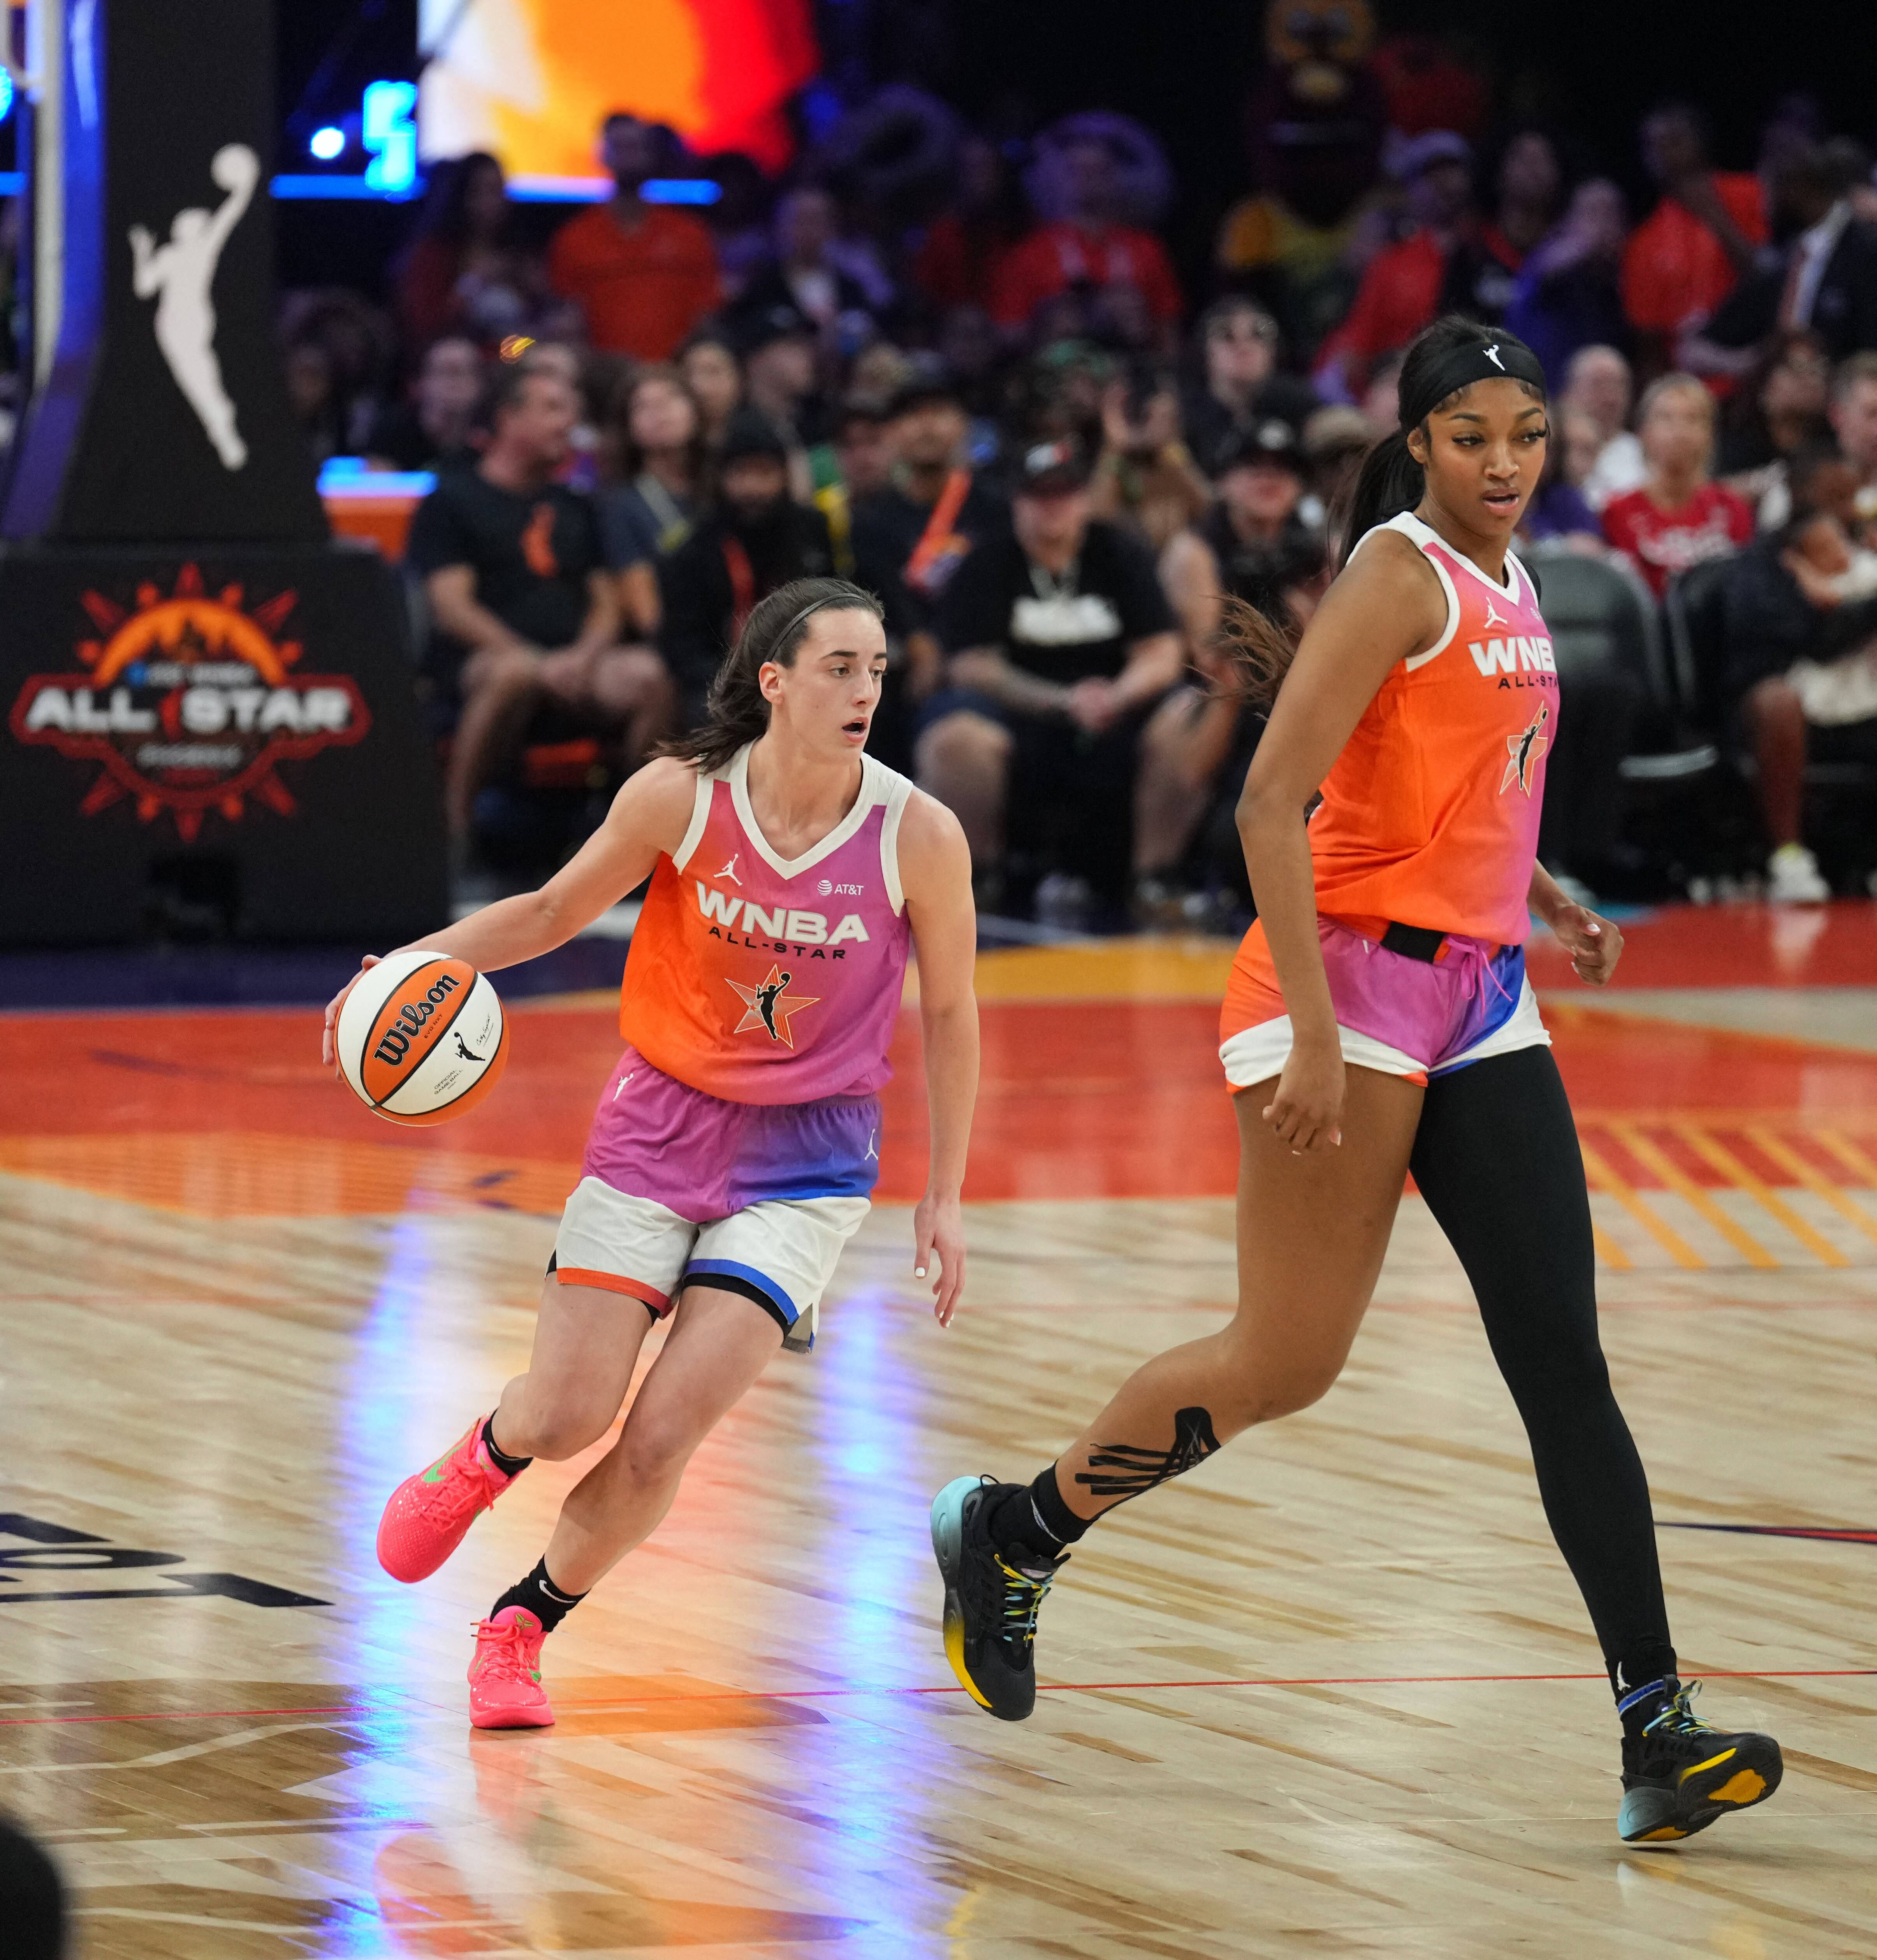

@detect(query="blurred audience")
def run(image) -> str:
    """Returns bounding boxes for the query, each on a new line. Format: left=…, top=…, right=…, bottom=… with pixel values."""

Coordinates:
left=406, top=364, right=672, bottom=839
left=1183, top=298, right=1318, bottom=477
left=1560, top=344, right=1648, bottom=509
left=920, top=435, right=1181, bottom=913
left=1504, top=179, right=1631, bottom=387
left=990, top=119, right=1183, bottom=350
left=1088, top=364, right=1211, bottom=553
left=657, top=409, right=837, bottom=726
left=1601, top=373, right=1754, bottom=594
left=301, top=62, right=1877, bottom=907
left=1707, top=446, right=1877, bottom=900
left=549, top=114, right=722, bottom=359
left=394, top=153, right=544, bottom=350
left=364, top=334, right=485, bottom=474
left=1621, top=102, right=1766, bottom=376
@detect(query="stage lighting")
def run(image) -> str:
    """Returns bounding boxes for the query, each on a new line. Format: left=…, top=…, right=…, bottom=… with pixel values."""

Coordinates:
left=309, top=125, right=345, bottom=162
left=0, top=68, right=14, bottom=122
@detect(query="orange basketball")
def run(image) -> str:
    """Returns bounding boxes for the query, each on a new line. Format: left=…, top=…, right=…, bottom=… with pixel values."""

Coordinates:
left=334, top=949, right=508, bottom=1126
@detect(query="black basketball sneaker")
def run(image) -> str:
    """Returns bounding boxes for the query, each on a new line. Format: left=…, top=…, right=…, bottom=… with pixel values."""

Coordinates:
left=931, top=1475, right=1065, bottom=1721
left=1618, top=1680, right=1783, bottom=1843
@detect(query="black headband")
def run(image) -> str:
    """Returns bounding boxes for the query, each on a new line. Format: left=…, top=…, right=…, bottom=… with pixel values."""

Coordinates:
left=772, top=592, right=862, bottom=654
left=1400, top=337, right=1548, bottom=430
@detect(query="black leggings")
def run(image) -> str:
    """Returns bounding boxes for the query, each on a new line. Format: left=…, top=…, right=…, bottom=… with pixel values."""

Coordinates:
left=1409, top=1045, right=1675, bottom=1691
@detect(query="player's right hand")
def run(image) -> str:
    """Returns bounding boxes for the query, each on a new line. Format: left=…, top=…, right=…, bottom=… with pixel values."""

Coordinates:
left=321, top=954, right=382, bottom=1073
left=1263, top=1039, right=1344, bottom=1156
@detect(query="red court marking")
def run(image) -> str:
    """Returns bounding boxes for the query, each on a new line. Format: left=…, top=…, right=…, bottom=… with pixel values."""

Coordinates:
left=10, top=1669, right=1874, bottom=1726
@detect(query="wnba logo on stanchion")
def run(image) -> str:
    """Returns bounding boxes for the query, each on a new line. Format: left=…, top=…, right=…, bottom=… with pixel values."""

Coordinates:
left=7, top=564, right=370, bottom=840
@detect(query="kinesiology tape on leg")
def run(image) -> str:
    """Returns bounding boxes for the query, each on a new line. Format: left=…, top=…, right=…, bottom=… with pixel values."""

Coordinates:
left=1074, top=1405, right=1220, bottom=1502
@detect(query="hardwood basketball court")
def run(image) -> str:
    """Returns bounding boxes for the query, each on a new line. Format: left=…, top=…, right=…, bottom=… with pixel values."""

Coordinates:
left=4, top=904, right=1876, bottom=1958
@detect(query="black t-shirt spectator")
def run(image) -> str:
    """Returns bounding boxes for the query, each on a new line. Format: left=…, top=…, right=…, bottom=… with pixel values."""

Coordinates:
left=938, top=520, right=1174, bottom=686
left=406, top=473, right=605, bottom=656
left=851, top=478, right=1010, bottom=636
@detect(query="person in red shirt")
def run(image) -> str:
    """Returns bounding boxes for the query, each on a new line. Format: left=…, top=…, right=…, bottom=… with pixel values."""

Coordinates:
left=1600, top=373, right=1754, bottom=596
left=989, top=131, right=1182, bottom=346
left=548, top=116, right=722, bottom=360
left=1620, top=104, right=1766, bottom=373
left=1314, top=132, right=1521, bottom=401
left=911, top=135, right=1030, bottom=314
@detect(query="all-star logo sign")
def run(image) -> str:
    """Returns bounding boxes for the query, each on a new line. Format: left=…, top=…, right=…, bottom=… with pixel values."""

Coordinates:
left=7, top=565, right=369, bottom=840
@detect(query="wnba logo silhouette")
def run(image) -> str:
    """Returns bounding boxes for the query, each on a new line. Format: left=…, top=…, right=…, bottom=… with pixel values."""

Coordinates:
left=128, top=144, right=257, bottom=471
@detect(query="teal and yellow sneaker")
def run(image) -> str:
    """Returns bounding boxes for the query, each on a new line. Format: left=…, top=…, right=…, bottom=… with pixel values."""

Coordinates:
left=1618, top=1680, right=1783, bottom=1843
left=931, top=1475, right=1065, bottom=1721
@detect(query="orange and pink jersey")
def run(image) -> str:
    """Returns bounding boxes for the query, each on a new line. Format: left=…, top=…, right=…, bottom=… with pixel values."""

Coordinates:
left=1305, top=510, right=1555, bottom=947
left=1220, top=511, right=1557, bottom=1084
left=620, top=745, right=914, bottom=1107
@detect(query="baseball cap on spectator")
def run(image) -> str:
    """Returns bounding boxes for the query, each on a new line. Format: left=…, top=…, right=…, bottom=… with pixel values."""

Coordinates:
left=1216, top=418, right=1305, bottom=477
left=1386, top=128, right=1472, bottom=182
left=732, top=301, right=816, bottom=358
left=717, top=407, right=791, bottom=467
left=1013, top=435, right=1092, bottom=496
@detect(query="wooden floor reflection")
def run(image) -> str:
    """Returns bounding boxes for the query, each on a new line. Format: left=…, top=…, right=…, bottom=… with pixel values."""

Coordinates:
left=4, top=910, right=1877, bottom=1957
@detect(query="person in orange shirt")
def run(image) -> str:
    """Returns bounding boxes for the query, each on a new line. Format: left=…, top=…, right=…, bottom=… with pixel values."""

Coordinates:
left=548, top=115, right=722, bottom=360
left=931, top=315, right=1785, bottom=1850
left=1621, top=103, right=1766, bottom=374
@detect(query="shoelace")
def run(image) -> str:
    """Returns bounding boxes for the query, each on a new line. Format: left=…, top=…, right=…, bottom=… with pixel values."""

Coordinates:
left=472, top=1617, right=538, bottom=1683
left=1642, top=1681, right=1711, bottom=1738
left=421, top=1444, right=503, bottom=1524
left=994, top=1552, right=1055, bottom=1647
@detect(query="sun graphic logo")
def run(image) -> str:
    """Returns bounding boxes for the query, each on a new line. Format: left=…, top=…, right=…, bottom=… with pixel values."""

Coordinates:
left=7, top=563, right=370, bottom=840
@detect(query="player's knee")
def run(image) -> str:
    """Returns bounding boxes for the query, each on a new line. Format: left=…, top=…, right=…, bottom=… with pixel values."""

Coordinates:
left=618, top=1407, right=698, bottom=1487
left=1235, top=1356, right=1343, bottom=1424
left=916, top=712, right=1010, bottom=782
left=521, top=1396, right=617, bottom=1462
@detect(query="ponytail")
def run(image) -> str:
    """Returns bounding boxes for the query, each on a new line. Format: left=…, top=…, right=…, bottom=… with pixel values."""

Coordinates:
left=658, top=576, right=883, bottom=775
left=1337, top=428, right=1426, bottom=570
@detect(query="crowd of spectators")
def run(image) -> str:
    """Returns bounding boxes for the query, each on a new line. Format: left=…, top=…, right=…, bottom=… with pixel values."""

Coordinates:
left=289, top=80, right=1877, bottom=918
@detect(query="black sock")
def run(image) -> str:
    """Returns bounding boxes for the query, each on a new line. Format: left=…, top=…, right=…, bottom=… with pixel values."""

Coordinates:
left=491, top=1557, right=586, bottom=1634
left=482, top=1416, right=532, bottom=1479
left=1615, top=1666, right=1680, bottom=1737
left=988, top=1465, right=1089, bottom=1563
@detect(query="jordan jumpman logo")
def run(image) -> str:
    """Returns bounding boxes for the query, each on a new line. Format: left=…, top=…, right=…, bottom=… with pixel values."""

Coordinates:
left=1483, top=598, right=1509, bottom=629
left=716, top=852, right=743, bottom=885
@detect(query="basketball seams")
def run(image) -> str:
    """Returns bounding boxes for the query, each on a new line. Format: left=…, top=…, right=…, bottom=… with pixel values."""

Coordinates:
left=357, top=956, right=448, bottom=1101
left=379, top=1007, right=509, bottom=1125
left=359, top=958, right=480, bottom=1107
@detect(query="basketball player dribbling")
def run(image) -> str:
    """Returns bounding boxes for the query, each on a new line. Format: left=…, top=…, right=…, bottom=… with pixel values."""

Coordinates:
left=323, top=578, right=978, bottom=1727
left=933, top=319, right=1784, bottom=1845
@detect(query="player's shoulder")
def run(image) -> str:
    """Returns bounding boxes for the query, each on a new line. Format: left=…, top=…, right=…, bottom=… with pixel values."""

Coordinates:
left=892, top=779, right=971, bottom=876
left=608, top=753, right=709, bottom=843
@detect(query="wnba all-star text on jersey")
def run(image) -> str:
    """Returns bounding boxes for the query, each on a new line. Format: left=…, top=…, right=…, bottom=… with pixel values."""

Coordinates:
left=1469, top=632, right=1558, bottom=687
left=695, top=882, right=869, bottom=956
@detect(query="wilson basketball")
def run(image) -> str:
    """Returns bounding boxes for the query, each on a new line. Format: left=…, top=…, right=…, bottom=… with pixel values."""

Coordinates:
left=334, top=949, right=508, bottom=1127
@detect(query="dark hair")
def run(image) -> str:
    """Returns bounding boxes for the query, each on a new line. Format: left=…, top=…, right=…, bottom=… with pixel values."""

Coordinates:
left=1220, top=316, right=1546, bottom=705
left=1339, top=316, right=1546, bottom=562
left=415, top=151, right=510, bottom=246
left=606, top=363, right=708, bottom=487
left=661, top=578, right=885, bottom=773
left=471, top=360, right=564, bottom=437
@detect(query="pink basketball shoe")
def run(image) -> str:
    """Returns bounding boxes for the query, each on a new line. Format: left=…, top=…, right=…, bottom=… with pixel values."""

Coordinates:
left=376, top=1415, right=521, bottom=1583
left=468, top=1607, right=554, bottom=1729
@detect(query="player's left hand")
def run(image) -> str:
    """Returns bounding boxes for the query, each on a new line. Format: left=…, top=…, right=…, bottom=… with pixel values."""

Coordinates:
left=321, top=953, right=382, bottom=1072
left=913, top=1190, right=966, bottom=1327
left=1551, top=902, right=1622, bottom=986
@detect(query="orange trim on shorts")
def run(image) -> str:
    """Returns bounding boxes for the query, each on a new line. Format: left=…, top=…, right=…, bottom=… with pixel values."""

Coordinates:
left=555, top=1267, right=671, bottom=1314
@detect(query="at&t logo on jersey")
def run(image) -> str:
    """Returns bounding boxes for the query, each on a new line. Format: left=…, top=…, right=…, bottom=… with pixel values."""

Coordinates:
left=695, top=882, right=869, bottom=949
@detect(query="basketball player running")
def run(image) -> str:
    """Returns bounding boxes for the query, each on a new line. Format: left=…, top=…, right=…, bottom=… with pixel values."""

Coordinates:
left=932, top=319, right=1783, bottom=1846
left=324, top=578, right=978, bottom=1727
